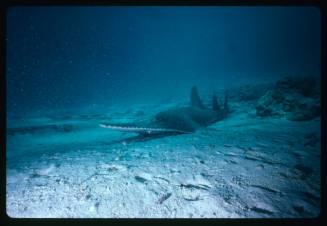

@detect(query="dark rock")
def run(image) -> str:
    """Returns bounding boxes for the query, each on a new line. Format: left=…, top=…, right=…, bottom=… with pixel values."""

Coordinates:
left=275, top=76, right=319, bottom=97
left=286, top=98, right=320, bottom=121
left=180, top=183, right=211, bottom=190
left=134, top=175, right=147, bottom=183
left=30, top=173, right=42, bottom=178
left=293, top=164, right=313, bottom=179
left=107, top=166, right=119, bottom=172
left=183, top=196, right=201, bottom=201
left=157, top=193, right=172, bottom=204
left=250, top=185, right=282, bottom=195
left=256, top=76, right=320, bottom=121
left=304, top=133, right=320, bottom=147
left=256, top=90, right=283, bottom=117
left=250, top=207, right=274, bottom=215
left=303, top=191, right=320, bottom=204
left=55, top=163, right=61, bottom=167
left=228, top=83, right=271, bottom=102
left=85, top=194, right=91, bottom=200
left=293, top=205, right=305, bottom=214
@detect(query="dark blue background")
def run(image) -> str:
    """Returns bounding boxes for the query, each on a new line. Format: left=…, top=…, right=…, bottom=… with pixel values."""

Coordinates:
left=6, top=6, right=321, bottom=116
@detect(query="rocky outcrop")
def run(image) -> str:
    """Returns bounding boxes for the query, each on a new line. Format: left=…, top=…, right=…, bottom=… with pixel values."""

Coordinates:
left=228, top=83, right=271, bottom=102
left=256, top=76, right=320, bottom=121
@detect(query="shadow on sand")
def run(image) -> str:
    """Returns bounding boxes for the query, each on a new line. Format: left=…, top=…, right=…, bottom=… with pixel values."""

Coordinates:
left=102, top=132, right=184, bottom=146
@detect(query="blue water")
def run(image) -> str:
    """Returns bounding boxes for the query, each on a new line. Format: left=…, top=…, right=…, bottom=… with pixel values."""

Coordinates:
left=6, top=6, right=321, bottom=218
left=7, top=6, right=320, bottom=116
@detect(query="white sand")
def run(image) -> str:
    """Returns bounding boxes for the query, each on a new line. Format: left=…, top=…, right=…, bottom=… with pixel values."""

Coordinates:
left=6, top=102, right=321, bottom=218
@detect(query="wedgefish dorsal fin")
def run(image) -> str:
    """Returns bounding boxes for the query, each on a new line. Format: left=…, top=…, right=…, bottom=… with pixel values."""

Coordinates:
left=190, top=86, right=205, bottom=109
left=212, top=94, right=220, bottom=111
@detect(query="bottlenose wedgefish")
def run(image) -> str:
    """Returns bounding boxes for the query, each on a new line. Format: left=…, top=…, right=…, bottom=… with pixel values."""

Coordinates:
left=100, top=86, right=229, bottom=135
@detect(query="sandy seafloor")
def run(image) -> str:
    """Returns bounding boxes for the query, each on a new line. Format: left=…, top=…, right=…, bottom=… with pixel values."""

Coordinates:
left=6, top=100, right=321, bottom=218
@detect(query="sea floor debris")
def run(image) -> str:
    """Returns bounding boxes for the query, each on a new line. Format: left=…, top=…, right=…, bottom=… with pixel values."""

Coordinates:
left=6, top=100, right=320, bottom=218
